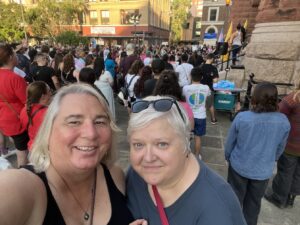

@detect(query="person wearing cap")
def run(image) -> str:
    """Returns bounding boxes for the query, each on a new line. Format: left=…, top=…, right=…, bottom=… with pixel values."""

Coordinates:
left=199, top=53, right=219, bottom=124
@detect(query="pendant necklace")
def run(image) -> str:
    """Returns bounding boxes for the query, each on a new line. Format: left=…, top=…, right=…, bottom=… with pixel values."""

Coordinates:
left=51, top=166, right=97, bottom=224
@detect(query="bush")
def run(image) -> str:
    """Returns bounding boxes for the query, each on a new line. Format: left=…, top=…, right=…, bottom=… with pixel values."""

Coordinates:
left=55, top=31, right=89, bottom=46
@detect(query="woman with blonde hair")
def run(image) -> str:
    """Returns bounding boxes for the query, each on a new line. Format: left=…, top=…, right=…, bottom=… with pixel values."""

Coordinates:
left=265, top=83, right=300, bottom=209
left=0, top=84, right=134, bottom=225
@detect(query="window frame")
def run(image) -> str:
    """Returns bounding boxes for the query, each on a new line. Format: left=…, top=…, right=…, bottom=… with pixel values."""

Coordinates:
left=208, top=7, right=219, bottom=22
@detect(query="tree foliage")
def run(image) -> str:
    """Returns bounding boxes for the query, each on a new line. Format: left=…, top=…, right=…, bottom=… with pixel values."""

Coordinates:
left=55, top=31, right=89, bottom=46
left=25, top=0, right=86, bottom=39
left=0, top=2, right=25, bottom=43
left=170, top=0, right=191, bottom=42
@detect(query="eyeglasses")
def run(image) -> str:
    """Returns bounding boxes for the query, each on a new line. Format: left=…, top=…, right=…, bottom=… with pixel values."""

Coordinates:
left=131, top=98, right=185, bottom=121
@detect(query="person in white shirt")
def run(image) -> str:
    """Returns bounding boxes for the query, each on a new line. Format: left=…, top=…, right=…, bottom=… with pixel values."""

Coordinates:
left=183, top=67, right=211, bottom=158
left=176, top=53, right=193, bottom=87
left=124, top=60, right=144, bottom=111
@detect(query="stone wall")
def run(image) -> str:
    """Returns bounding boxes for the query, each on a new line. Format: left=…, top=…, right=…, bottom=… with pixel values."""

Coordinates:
left=229, top=0, right=300, bottom=95
left=243, top=21, right=300, bottom=93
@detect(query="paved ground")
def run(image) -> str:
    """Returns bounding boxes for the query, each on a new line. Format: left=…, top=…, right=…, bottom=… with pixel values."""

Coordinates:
left=4, top=101, right=299, bottom=225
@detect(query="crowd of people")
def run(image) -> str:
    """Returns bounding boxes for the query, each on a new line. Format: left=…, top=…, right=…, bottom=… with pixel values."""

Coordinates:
left=0, top=40, right=299, bottom=225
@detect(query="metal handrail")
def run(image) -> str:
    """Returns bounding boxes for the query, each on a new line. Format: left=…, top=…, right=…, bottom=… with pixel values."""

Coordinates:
left=242, top=73, right=294, bottom=110
left=215, top=42, right=248, bottom=72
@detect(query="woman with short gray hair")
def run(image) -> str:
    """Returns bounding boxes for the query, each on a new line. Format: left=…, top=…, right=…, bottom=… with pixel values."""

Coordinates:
left=126, top=95, right=246, bottom=225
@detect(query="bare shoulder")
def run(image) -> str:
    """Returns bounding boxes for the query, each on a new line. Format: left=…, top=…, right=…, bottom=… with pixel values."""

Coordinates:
left=107, top=164, right=126, bottom=194
left=0, top=168, right=47, bottom=225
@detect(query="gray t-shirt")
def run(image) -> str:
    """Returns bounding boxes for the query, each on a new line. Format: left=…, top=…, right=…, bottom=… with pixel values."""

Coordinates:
left=126, top=159, right=246, bottom=225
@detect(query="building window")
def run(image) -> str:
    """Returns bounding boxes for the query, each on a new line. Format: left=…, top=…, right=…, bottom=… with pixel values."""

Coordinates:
left=90, top=10, right=98, bottom=25
left=120, top=9, right=140, bottom=25
left=101, top=10, right=110, bottom=24
left=208, top=8, right=218, bottom=21
left=195, top=21, right=201, bottom=29
left=195, top=31, right=201, bottom=37
left=208, top=27, right=216, bottom=33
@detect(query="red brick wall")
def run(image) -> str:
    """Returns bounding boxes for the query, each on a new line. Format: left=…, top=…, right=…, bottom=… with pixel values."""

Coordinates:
left=229, top=0, right=260, bottom=35
left=256, top=0, right=300, bottom=23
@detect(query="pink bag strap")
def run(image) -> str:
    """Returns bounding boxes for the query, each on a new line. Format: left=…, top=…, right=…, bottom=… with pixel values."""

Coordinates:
left=152, top=185, right=170, bottom=225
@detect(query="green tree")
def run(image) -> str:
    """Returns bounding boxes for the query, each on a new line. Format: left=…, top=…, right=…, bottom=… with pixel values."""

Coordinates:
left=0, top=2, right=25, bottom=43
left=170, top=0, right=191, bottom=42
left=25, top=0, right=86, bottom=39
left=55, top=31, right=88, bottom=46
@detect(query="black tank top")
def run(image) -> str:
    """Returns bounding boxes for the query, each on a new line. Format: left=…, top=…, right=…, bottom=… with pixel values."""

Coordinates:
left=24, top=164, right=134, bottom=225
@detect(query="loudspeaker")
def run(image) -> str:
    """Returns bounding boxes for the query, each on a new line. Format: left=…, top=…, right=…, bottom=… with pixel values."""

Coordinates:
left=216, top=42, right=228, bottom=55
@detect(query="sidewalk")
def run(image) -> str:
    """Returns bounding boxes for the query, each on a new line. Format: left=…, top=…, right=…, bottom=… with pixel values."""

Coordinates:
left=114, top=102, right=300, bottom=225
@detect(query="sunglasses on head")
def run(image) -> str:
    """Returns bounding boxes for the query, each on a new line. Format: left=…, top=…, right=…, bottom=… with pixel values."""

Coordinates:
left=131, top=98, right=185, bottom=121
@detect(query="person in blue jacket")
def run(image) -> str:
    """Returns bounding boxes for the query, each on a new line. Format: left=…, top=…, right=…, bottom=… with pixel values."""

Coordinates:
left=104, top=52, right=116, bottom=78
left=225, top=82, right=291, bottom=225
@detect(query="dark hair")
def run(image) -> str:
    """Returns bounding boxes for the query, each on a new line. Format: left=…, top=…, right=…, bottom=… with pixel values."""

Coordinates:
left=0, top=44, right=14, bottom=67
left=79, top=67, right=96, bottom=85
left=153, top=70, right=183, bottom=101
left=206, top=53, right=215, bottom=60
left=41, top=45, right=50, bottom=54
left=191, top=67, right=202, bottom=82
left=28, top=48, right=38, bottom=63
left=93, top=55, right=104, bottom=79
left=106, top=52, right=112, bottom=60
left=162, top=54, right=169, bottom=62
left=63, top=53, right=74, bottom=73
left=53, top=52, right=64, bottom=75
left=169, top=54, right=175, bottom=61
left=134, top=66, right=153, bottom=97
left=49, top=49, right=56, bottom=59
left=26, top=81, right=49, bottom=125
left=151, top=59, right=165, bottom=75
left=237, top=23, right=242, bottom=30
left=85, top=54, right=94, bottom=66
left=181, top=53, right=188, bottom=62
left=128, top=59, right=144, bottom=75
left=251, top=82, right=278, bottom=113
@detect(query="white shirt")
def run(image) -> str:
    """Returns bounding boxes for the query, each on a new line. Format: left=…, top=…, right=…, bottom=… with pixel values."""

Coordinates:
left=176, top=63, right=193, bottom=87
left=74, top=58, right=85, bottom=71
left=125, top=73, right=139, bottom=98
left=182, top=83, right=211, bottom=119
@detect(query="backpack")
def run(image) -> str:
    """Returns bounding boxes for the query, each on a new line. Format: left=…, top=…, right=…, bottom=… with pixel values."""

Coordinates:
left=117, top=75, right=136, bottom=105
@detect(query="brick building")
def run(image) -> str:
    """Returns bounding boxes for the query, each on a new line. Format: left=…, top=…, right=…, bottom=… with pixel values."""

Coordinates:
left=200, top=0, right=228, bottom=45
left=2, top=0, right=171, bottom=46
left=81, top=0, right=171, bottom=46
